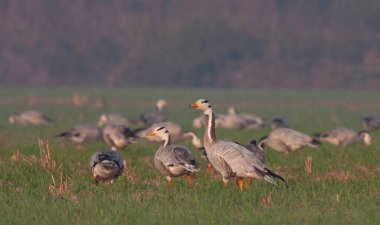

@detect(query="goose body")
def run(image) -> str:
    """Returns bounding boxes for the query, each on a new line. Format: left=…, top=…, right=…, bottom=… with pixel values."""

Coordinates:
left=103, top=124, right=137, bottom=150
left=140, top=99, right=168, bottom=125
left=8, top=110, right=53, bottom=125
left=261, top=128, right=320, bottom=153
left=243, top=140, right=265, bottom=163
left=318, top=127, right=372, bottom=147
left=146, top=126, right=199, bottom=188
left=98, top=113, right=130, bottom=126
left=190, top=99, right=285, bottom=191
left=90, top=150, right=124, bottom=183
left=227, top=107, right=264, bottom=129
left=136, top=122, right=202, bottom=149
left=362, top=115, right=380, bottom=130
left=57, top=124, right=101, bottom=145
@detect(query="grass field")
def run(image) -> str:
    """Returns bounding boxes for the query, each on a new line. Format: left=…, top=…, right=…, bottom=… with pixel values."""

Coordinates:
left=1, top=87, right=380, bottom=225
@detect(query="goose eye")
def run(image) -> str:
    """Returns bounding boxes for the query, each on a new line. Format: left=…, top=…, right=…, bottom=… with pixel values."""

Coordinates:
left=202, top=100, right=209, bottom=103
left=157, top=127, right=165, bottom=131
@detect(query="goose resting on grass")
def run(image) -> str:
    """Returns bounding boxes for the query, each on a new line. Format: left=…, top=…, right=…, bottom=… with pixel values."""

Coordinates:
left=146, top=126, right=200, bottom=188
left=56, top=124, right=101, bottom=148
left=136, top=122, right=203, bottom=149
left=98, top=113, right=130, bottom=126
left=8, top=110, right=53, bottom=125
left=190, top=99, right=285, bottom=191
left=227, top=106, right=264, bottom=129
left=140, top=99, right=168, bottom=125
left=102, top=124, right=137, bottom=151
left=259, top=128, right=320, bottom=154
left=90, top=150, right=124, bottom=183
left=316, top=127, right=372, bottom=147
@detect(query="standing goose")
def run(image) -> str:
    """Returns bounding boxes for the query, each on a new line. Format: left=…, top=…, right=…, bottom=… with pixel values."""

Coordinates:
left=362, top=115, right=380, bottom=130
left=90, top=150, right=124, bottom=183
left=8, top=110, right=53, bottom=125
left=190, top=99, right=285, bottom=191
left=136, top=122, right=203, bottom=149
left=146, top=126, right=200, bottom=188
left=98, top=113, right=130, bottom=126
left=103, top=124, right=137, bottom=151
left=259, top=128, right=320, bottom=154
left=317, top=127, right=372, bottom=147
left=140, top=99, right=168, bottom=125
left=56, top=124, right=101, bottom=148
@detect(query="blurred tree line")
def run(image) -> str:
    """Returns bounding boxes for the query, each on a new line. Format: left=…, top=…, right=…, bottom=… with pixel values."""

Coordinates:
left=0, top=0, right=380, bottom=89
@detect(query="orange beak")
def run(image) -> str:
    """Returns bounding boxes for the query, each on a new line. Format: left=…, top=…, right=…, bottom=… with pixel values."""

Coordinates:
left=146, top=130, right=156, bottom=136
left=190, top=103, right=199, bottom=109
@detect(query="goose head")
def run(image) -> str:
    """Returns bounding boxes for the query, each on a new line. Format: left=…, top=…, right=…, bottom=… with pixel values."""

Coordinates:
left=359, top=131, right=372, bottom=146
left=97, top=114, right=108, bottom=126
left=190, top=99, right=212, bottom=115
left=8, top=115, right=18, bottom=124
left=146, top=126, right=169, bottom=140
left=156, top=99, right=168, bottom=110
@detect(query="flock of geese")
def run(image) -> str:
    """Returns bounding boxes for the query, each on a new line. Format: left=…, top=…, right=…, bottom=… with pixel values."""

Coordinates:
left=8, top=99, right=379, bottom=191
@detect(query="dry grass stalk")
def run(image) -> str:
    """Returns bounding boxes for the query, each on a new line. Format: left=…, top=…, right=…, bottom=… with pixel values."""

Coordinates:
left=262, top=192, right=272, bottom=208
left=38, top=139, right=61, bottom=170
left=335, top=194, right=340, bottom=203
left=123, top=160, right=137, bottom=185
left=305, top=156, right=313, bottom=176
left=11, top=150, right=21, bottom=162
left=49, top=172, right=72, bottom=197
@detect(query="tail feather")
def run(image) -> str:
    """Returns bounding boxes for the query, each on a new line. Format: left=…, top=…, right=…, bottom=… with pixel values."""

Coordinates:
left=256, top=167, right=286, bottom=186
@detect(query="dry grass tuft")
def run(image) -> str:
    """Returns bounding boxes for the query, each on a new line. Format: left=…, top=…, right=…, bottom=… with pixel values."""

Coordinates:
left=49, top=172, right=72, bottom=197
left=123, top=160, right=138, bottom=185
left=38, top=139, right=62, bottom=170
left=305, top=156, right=313, bottom=176
left=262, top=192, right=272, bottom=208
left=335, top=194, right=340, bottom=203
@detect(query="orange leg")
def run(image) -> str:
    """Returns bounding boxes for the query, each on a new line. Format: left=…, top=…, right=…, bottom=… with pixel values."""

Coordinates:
left=92, top=175, right=98, bottom=184
left=207, top=163, right=213, bottom=175
left=187, top=174, right=191, bottom=187
left=223, top=178, right=229, bottom=188
left=167, top=177, right=172, bottom=189
left=237, top=177, right=244, bottom=192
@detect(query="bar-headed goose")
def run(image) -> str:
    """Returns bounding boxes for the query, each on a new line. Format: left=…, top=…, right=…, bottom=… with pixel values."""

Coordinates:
left=317, top=127, right=372, bottom=147
left=56, top=124, right=101, bottom=147
left=260, top=128, right=320, bottom=154
left=90, top=150, right=124, bottom=183
left=140, top=99, right=168, bottom=125
left=8, top=110, right=53, bottom=125
left=271, top=116, right=289, bottom=130
left=97, top=113, right=130, bottom=126
left=146, top=126, right=200, bottom=188
left=227, top=106, right=264, bottom=129
left=102, top=124, right=137, bottom=151
left=190, top=99, right=285, bottom=191
left=136, top=122, right=202, bottom=149
left=362, top=115, right=380, bottom=130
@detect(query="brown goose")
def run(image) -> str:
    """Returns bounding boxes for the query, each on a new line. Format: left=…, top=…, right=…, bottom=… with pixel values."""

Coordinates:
left=317, top=127, right=372, bottom=147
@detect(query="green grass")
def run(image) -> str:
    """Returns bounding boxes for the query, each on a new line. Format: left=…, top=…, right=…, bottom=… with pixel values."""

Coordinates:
left=1, top=87, right=380, bottom=225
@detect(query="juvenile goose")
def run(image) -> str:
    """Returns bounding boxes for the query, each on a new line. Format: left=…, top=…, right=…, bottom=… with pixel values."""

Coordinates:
left=56, top=124, right=101, bottom=147
left=136, top=122, right=203, bottom=149
left=146, top=126, right=200, bottom=188
left=103, top=124, right=137, bottom=151
left=90, top=150, right=124, bottom=183
left=271, top=116, right=290, bottom=130
left=97, top=113, right=130, bottom=126
left=362, top=115, right=380, bottom=130
left=190, top=99, right=285, bottom=191
left=8, top=110, right=53, bottom=125
left=260, top=128, right=320, bottom=154
left=140, top=99, right=168, bottom=125
left=317, top=127, right=372, bottom=147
